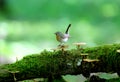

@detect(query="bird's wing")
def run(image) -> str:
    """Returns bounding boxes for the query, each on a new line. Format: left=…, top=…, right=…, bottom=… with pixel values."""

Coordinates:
left=59, top=32, right=66, bottom=39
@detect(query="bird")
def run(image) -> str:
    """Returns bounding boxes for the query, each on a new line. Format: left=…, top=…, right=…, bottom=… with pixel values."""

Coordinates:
left=55, top=24, right=71, bottom=46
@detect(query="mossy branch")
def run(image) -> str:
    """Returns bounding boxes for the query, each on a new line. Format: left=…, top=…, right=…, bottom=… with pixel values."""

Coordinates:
left=0, top=44, right=120, bottom=82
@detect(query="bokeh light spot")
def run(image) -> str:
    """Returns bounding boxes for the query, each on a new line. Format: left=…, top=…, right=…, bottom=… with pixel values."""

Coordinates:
left=101, top=4, right=118, bottom=17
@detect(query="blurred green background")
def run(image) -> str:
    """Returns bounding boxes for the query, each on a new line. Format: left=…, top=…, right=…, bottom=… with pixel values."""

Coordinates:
left=0, top=0, right=120, bottom=81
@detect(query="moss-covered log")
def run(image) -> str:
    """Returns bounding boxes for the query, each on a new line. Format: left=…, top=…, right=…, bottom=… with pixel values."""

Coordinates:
left=0, top=44, right=120, bottom=82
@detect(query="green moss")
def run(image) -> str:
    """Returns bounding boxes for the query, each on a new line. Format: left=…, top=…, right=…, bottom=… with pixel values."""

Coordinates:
left=2, top=44, right=120, bottom=82
left=3, top=49, right=81, bottom=80
left=82, top=44, right=120, bottom=72
left=4, top=44, right=120, bottom=73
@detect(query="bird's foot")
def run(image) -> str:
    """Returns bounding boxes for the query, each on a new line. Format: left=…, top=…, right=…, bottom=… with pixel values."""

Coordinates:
left=57, top=44, right=68, bottom=49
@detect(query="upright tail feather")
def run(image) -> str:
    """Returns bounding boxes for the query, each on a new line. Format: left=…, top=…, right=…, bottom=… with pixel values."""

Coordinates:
left=65, top=24, right=71, bottom=34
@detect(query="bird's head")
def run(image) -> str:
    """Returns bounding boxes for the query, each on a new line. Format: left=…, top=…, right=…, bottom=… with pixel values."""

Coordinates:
left=54, top=32, right=62, bottom=36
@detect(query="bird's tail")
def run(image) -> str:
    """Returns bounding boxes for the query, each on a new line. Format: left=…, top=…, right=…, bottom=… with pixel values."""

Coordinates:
left=65, top=24, right=71, bottom=34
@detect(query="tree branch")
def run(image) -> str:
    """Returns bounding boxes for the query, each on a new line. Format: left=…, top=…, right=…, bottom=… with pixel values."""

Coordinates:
left=0, top=44, right=120, bottom=82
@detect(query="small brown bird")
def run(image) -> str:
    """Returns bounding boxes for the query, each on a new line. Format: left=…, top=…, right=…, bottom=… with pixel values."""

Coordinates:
left=55, top=24, right=71, bottom=45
